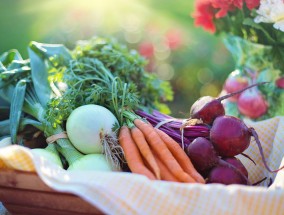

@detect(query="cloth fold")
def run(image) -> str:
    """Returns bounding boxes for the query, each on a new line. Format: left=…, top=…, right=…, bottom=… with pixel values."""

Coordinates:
left=0, top=117, right=284, bottom=215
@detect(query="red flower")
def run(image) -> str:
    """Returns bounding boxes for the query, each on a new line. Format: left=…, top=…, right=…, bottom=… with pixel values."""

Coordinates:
left=193, top=0, right=216, bottom=33
left=138, top=42, right=154, bottom=58
left=165, top=29, right=183, bottom=50
left=244, top=0, right=260, bottom=10
left=212, top=0, right=243, bottom=18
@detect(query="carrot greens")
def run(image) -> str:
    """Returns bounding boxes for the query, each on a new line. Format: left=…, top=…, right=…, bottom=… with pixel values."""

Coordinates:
left=0, top=37, right=174, bottom=171
left=45, top=37, right=173, bottom=127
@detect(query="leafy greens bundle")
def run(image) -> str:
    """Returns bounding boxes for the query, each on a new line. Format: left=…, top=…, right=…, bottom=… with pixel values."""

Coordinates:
left=0, top=37, right=173, bottom=170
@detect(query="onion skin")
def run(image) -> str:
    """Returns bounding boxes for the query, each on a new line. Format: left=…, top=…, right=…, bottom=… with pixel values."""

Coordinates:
left=67, top=154, right=114, bottom=171
left=210, top=116, right=251, bottom=157
left=237, top=88, right=268, bottom=119
left=66, top=104, right=118, bottom=154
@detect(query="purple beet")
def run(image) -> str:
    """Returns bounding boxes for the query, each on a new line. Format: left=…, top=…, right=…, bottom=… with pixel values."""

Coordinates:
left=223, top=157, right=248, bottom=178
left=190, top=82, right=268, bottom=125
left=210, top=115, right=251, bottom=157
left=185, top=137, right=220, bottom=177
left=210, top=115, right=284, bottom=173
left=185, top=137, right=251, bottom=184
left=207, top=165, right=248, bottom=185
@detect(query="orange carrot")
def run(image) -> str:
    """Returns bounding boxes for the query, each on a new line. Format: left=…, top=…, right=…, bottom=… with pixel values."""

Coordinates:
left=134, top=119, right=196, bottom=183
left=130, top=127, right=161, bottom=180
left=155, top=128, right=205, bottom=184
left=154, top=153, right=179, bottom=182
left=119, top=126, right=156, bottom=180
left=142, top=152, right=178, bottom=182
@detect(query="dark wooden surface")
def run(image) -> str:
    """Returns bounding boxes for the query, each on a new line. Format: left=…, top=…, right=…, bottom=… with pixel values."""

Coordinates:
left=0, top=170, right=105, bottom=215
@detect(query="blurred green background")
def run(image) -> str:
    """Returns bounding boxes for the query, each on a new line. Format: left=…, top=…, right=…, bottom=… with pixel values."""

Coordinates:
left=0, top=0, right=234, bottom=117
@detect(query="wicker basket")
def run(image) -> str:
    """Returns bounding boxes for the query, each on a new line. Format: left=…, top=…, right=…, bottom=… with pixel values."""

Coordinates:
left=0, top=170, right=104, bottom=215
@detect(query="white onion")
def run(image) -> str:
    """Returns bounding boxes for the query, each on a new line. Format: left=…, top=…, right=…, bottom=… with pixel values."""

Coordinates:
left=68, top=154, right=114, bottom=171
left=0, top=136, right=12, bottom=148
left=32, top=148, right=63, bottom=168
left=66, top=104, right=118, bottom=154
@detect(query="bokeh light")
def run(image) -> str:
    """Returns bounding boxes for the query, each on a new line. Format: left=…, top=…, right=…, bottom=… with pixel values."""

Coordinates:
left=0, top=0, right=235, bottom=117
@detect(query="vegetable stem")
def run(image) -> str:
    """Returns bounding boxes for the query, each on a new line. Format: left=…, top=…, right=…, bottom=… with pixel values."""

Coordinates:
left=45, top=143, right=58, bottom=154
left=217, top=82, right=269, bottom=101
left=25, top=97, right=84, bottom=166
left=47, top=126, right=84, bottom=166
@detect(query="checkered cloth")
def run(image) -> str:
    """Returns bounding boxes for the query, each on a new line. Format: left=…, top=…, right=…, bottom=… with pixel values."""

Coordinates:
left=0, top=117, right=284, bottom=215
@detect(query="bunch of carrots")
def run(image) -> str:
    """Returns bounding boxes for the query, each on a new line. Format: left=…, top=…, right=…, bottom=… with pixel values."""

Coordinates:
left=118, top=118, right=205, bottom=183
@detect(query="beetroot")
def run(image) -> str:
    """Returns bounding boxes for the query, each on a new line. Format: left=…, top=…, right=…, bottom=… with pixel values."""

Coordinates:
left=210, top=115, right=284, bottom=173
left=223, top=157, right=248, bottom=178
left=190, top=96, right=225, bottom=125
left=185, top=137, right=252, bottom=185
left=207, top=165, right=248, bottom=185
left=207, top=158, right=250, bottom=185
left=185, top=137, right=219, bottom=176
left=190, top=82, right=267, bottom=125
left=237, top=87, right=268, bottom=119
left=210, top=116, right=251, bottom=157
left=224, top=70, right=249, bottom=102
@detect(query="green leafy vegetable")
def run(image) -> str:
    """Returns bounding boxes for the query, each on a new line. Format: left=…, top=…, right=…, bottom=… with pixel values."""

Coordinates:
left=9, top=79, right=27, bottom=143
left=0, top=42, right=84, bottom=169
left=0, top=37, right=173, bottom=171
left=46, top=37, right=173, bottom=127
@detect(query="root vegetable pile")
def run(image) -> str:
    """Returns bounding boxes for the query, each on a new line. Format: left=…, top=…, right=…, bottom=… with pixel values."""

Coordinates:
left=132, top=83, right=284, bottom=185
left=1, top=37, right=283, bottom=187
left=118, top=117, right=205, bottom=183
left=185, top=84, right=284, bottom=185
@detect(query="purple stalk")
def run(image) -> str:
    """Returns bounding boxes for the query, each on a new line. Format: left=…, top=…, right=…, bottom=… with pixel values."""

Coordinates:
left=136, top=109, right=210, bottom=148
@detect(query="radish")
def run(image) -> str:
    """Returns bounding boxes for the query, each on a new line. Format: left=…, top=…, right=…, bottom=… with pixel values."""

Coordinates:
left=237, top=87, right=268, bottom=119
left=66, top=104, right=119, bottom=154
left=190, top=82, right=267, bottom=125
left=210, top=115, right=284, bottom=173
left=223, top=70, right=249, bottom=102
